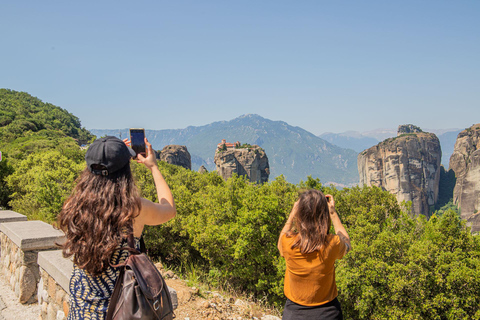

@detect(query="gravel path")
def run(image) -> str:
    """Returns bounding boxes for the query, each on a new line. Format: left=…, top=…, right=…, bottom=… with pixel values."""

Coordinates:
left=0, top=274, right=40, bottom=320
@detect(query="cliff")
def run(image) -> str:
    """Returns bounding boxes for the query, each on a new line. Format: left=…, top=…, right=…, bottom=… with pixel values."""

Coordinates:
left=214, top=145, right=269, bottom=184
left=449, top=124, right=480, bottom=233
left=158, top=145, right=191, bottom=170
left=358, top=125, right=442, bottom=217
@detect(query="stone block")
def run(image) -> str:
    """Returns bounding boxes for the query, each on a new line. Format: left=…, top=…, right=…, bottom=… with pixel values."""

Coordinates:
left=55, top=289, right=65, bottom=305
left=48, top=276, right=56, bottom=300
left=38, top=277, right=44, bottom=305
left=0, top=210, right=28, bottom=223
left=56, top=311, right=66, bottom=320
left=38, top=250, right=73, bottom=292
left=63, top=300, right=69, bottom=317
left=168, top=286, right=178, bottom=310
left=0, top=221, right=65, bottom=251
left=24, top=251, right=38, bottom=265
left=4, top=254, right=10, bottom=270
left=42, top=301, right=48, bottom=316
left=47, top=303, right=57, bottom=320
left=19, top=265, right=37, bottom=303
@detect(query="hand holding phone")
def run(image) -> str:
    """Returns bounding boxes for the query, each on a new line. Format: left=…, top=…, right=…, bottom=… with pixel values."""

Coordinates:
left=129, top=128, right=146, bottom=159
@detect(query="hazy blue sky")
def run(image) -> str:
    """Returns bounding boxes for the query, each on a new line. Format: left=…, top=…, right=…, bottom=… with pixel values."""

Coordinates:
left=1, top=1, right=479, bottom=135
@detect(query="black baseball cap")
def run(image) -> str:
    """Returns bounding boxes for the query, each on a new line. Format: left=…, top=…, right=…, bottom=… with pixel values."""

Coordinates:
left=85, top=136, right=136, bottom=176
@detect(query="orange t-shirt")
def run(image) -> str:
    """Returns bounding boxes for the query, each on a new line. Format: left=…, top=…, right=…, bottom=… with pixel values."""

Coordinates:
left=281, top=233, right=346, bottom=306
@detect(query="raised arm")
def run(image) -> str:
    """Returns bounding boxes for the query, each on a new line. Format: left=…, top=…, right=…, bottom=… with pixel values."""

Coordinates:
left=278, top=201, right=298, bottom=257
left=127, top=138, right=176, bottom=235
left=325, top=194, right=351, bottom=253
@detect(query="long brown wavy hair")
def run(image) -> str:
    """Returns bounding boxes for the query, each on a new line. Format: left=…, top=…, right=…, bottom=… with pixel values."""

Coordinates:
left=286, top=189, right=331, bottom=254
left=58, top=164, right=141, bottom=276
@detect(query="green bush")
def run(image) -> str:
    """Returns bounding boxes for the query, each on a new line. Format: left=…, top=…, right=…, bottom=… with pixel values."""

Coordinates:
left=133, top=165, right=480, bottom=316
left=6, top=149, right=85, bottom=222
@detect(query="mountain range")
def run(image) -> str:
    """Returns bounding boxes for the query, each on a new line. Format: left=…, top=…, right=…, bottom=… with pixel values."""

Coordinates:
left=91, top=114, right=359, bottom=185
left=91, top=115, right=464, bottom=185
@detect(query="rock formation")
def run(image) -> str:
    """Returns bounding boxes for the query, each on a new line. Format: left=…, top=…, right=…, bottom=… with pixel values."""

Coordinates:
left=198, top=165, right=208, bottom=173
left=214, top=145, right=269, bottom=184
left=358, top=125, right=442, bottom=217
left=449, top=124, right=480, bottom=233
left=158, top=145, right=191, bottom=170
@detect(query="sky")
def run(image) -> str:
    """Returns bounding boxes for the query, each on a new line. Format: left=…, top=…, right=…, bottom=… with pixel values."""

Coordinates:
left=1, top=1, right=479, bottom=135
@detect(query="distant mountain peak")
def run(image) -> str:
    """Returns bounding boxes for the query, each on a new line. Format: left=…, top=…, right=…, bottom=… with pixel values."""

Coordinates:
left=237, top=113, right=262, bottom=119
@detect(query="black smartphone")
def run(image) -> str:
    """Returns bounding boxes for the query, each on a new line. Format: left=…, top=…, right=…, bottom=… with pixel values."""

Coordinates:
left=129, top=128, right=146, bottom=158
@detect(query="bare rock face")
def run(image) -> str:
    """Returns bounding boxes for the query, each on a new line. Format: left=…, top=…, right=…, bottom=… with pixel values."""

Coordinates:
left=159, top=145, right=191, bottom=170
left=214, top=146, right=269, bottom=184
left=358, top=126, right=441, bottom=216
left=449, top=124, right=480, bottom=233
left=198, top=165, right=208, bottom=173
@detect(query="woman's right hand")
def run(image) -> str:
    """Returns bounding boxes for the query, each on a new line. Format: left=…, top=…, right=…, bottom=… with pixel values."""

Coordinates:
left=325, top=194, right=336, bottom=215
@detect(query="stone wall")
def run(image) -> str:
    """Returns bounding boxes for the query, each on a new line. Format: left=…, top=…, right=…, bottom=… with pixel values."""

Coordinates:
left=0, top=233, right=39, bottom=304
left=37, top=250, right=72, bottom=320
left=0, top=216, right=64, bottom=305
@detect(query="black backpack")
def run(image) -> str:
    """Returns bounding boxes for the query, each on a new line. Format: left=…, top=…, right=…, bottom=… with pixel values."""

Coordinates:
left=106, top=235, right=175, bottom=320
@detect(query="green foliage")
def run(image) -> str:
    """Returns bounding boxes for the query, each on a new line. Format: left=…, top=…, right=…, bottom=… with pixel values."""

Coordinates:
left=133, top=161, right=298, bottom=304
left=337, top=209, right=480, bottom=319
left=0, top=89, right=94, bottom=145
left=6, top=150, right=85, bottom=222
left=434, top=200, right=460, bottom=217
left=0, top=154, right=14, bottom=208
left=0, top=89, right=94, bottom=219
left=217, top=143, right=227, bottom=152
left=237, top=143, right=254, bottom=149
left=2, top=130, right=85, bottom=165
left=133, top=166, right=480, bottom=317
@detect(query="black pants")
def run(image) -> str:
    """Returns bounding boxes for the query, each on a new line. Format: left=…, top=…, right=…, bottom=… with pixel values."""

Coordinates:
left=282, top=297, right=343, bottom=320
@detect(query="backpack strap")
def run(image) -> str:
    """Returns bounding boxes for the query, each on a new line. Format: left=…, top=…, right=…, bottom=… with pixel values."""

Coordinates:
left=105, top=266, right=125, bottom=320
left=128, top=233, right=147, bottom=253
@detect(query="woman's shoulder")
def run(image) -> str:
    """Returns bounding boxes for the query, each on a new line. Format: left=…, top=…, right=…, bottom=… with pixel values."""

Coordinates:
left=280, top=233, right=298, bottom=250
left=325, top=234, right=347, bottom=258
left=326, top=234, right=342, bottom=246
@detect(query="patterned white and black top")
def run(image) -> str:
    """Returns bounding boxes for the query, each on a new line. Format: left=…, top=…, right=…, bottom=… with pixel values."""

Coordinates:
left=67, top=236, right=141, bottom=320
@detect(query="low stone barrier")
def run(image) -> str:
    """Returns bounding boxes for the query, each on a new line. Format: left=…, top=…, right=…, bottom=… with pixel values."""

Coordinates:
left=38, top=250, right=71, bottom=320
left=0, top=210, right=178, bottom=320
left=0, top=218, right=64, bottom=304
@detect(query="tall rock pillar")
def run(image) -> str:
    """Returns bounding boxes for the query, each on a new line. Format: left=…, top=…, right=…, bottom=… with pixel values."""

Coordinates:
left=449, top=124, right=480, bottom=233
left=214, top=144, right=269, bottom=184
left=358, top=125, right=441, bottom=217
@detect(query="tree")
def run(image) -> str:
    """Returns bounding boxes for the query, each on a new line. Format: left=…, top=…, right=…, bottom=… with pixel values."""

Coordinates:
left=0, top=154, right=14, bottom=208
left=6, top=150, right=84, bottom=222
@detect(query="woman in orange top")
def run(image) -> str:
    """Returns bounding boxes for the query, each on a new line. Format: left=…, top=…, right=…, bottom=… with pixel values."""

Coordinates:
left=278, top=189, right=351, bottom=320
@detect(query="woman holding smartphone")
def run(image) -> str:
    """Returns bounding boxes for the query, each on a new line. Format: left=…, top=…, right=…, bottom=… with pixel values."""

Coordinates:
left=58, top=136, right=176, bottom=320
left=278, top=189, right=351, bottom=320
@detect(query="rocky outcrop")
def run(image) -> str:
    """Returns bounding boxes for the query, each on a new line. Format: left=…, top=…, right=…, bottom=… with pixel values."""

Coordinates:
left=158, top=145, right=191, bottom=170
left=214, top=146, right=269, bottom=184
left=449, top=124, right=480, bottom=233
left=358, top=125, right=442, bottom=217
left=198, top=165, right=208, bottom=174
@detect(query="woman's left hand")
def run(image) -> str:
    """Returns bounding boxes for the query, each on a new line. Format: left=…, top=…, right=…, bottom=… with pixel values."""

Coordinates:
left=136, top=138, right=158, bottom=169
